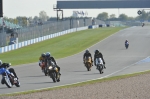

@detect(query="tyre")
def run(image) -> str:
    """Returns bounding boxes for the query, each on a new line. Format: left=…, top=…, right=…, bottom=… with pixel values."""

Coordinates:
left=57, top=73, right=60, bottom=82
left=86, top=63, right=91, bottom=71
left=50, top=72, right=56, bottom=82
left=15, top=80, right=20, bottom=87
left=98, top=65, right=103, bottom=74
left=44, top=68, right=47, bottom=76
left=4, top=77, right=12, bottom=88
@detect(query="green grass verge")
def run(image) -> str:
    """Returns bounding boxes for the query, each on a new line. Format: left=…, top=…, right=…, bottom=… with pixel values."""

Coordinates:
left=0, top=27, right=127, bottom=66
left=1, top=70, right=150, bottom=96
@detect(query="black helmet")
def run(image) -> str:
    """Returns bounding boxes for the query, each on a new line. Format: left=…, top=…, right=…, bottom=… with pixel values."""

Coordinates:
left=41, top=53, right=46, bottom=57
left=85, top=49, right=89, bottom=53
left=46, top=52, right=51, bottom=58
left=95, top=49, right=99, bottom=54
left=0, top=60, right=2, bottom=66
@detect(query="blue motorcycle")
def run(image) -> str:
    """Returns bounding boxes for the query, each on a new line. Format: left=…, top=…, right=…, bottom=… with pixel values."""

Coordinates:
left=0, top=63, right=20, bottom=88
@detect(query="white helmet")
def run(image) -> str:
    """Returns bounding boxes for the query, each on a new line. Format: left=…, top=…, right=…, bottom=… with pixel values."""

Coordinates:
left=0, top=60, right=2, bottom=66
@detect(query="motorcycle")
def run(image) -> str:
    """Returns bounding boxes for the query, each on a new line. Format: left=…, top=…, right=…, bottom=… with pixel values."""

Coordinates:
left=84, top=57, right=92, bottom=71
left=1, top=63, right=20, bottom=88
left=125, top=42, right=129, bottom=49
left=142, top=23, right=145, bottom=27
left=95, top=58, right=104, bottom=74
left=40, top=61, right=47, bottom=76
left=46, top=60, right=60, bottom=82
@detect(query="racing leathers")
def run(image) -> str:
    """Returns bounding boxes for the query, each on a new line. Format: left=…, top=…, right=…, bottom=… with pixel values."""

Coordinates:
left=0, top=63, right=18, bottom=84
left=39, top=56, right=46, bottom=70
left=45, top=56, right=61, bottom=75
left=83, top=52, right=93, bottom=66
left=125, top=40, right=129, bottom=45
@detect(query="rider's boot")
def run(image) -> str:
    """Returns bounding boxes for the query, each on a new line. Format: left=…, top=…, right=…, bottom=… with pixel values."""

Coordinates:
left=104, top=65, right=106, bottom=69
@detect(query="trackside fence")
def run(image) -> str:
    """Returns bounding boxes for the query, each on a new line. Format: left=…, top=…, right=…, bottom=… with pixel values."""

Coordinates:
left=0, top=25, right=99, bottom=54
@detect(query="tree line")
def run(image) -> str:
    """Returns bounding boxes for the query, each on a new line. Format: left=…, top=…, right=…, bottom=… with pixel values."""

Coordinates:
left=3, top=11, right=49, bottom=27
left=97, top=10, right=150, bottom=21
left=3, top=10, right=150, bottom=28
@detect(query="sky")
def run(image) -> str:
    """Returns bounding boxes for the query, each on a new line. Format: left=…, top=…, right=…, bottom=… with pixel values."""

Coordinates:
left=3, top=0, right=144, bottom=18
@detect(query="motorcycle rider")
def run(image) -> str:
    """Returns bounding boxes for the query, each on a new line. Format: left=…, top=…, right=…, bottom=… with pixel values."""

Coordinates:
left=142, top=23, right=145, bottom=27
left=125, top=40, right=129, bottom=45
left=125, top=40, right=129, bottom=48
left=0, top=60, right=18, bottom=84
left=45, top=52, right=61, bottom=75
left=94, top=49, right=106, bottom=69
left=83, top=49, right=93, bottom=66
left=39, top=53, right=46, bottom=72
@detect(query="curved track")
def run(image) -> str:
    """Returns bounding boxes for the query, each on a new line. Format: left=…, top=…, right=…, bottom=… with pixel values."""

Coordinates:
left=1, top=26, right=150, bottom=94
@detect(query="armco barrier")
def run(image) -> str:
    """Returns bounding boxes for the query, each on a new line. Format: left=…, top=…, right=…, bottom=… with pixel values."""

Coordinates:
left=88, top=25, right=99, bottom=29
left=0, top=25, right=98, bottom=54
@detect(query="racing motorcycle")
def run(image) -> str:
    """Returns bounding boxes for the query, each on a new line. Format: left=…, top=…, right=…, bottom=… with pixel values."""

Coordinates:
left=40, top=61, right=47, bottom=76
left=125, top=42, right=129, bottom=49
left=46, top=60, right=60, bottom=83
left=95, top=58, right=104, bottom=74
left=1, top=63, right=20, bottom=88
left=84, top=57, right=92, bottom=71
left=142, top=23, right=145, bottom=27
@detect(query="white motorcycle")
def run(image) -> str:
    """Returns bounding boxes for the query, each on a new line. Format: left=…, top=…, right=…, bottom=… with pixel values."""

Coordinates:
left=95, top=58, right=104, bottom=74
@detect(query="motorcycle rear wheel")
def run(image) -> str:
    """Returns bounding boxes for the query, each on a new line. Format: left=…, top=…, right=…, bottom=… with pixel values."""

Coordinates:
left=86, top=62, right=91, bottom=71
left=49, top=72, right=56, bottom=82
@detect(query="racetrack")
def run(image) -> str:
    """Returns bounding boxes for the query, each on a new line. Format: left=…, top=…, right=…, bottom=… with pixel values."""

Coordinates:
left=1, top=26, right=150, bottom=94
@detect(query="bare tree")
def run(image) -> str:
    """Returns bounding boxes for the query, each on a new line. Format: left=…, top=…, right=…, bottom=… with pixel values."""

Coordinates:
left=39, top=11, right=48, bottom=22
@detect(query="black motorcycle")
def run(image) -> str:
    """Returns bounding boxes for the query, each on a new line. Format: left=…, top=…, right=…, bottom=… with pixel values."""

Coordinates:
left=1, top=63, right=20, bottom=88
left=46, top=60, right=60, bottom=82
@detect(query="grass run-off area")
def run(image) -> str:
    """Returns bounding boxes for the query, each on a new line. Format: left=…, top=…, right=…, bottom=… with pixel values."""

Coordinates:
left=0, top=27, right=127, bottom=66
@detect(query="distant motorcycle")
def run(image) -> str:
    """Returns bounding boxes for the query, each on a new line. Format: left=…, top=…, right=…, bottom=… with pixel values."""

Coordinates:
left=125, top=42, right=129, bottom=49
left=46, top=60, right=60, bottom=83
left=142, top=23, right=145, bottom=27
left=95, top=58, right=104, bottom=74
left=84, top=57, right=92, bottom=71
left=1, top=63, right=20, bottom=88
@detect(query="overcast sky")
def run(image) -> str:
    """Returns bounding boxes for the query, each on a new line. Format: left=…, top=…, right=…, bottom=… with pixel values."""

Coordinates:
left=3, top=0, right=143, bottom=18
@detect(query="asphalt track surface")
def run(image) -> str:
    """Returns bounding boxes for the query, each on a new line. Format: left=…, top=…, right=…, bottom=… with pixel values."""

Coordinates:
left=1, top=26, right=150, bottom=94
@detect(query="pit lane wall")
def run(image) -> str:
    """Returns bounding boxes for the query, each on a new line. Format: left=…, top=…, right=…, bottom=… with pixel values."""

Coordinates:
left=0, top=25, right=99, bottom=54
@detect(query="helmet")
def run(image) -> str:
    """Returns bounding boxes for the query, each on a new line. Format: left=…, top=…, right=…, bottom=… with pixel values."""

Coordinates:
left=0, top=60, right=2, bottom=66
left=85, top=49, right=89, bottom=53
left=46, top=52, right=51, bottom=58
left=95, top=49, right=99, bottom=54
left=41, top=53, right=46, bottom=57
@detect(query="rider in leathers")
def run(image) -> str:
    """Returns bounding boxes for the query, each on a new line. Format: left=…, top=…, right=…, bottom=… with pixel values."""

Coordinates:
left=39, top=53, right=46, bottom=71
left=94, top=50, right=106, bottom=69
left=0, top=60, right=18, bottom=84
left=83, top=49, right=93, bottom=66
left=45, top=52, right=61, bottom=75
left=125, top=40, right=129, bottom=45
